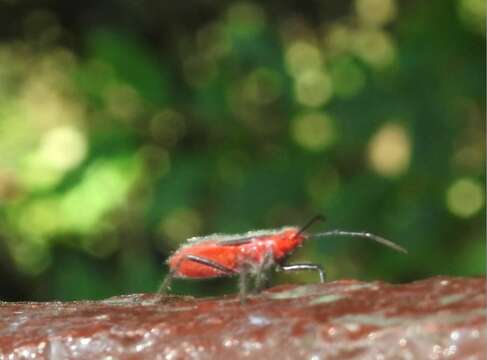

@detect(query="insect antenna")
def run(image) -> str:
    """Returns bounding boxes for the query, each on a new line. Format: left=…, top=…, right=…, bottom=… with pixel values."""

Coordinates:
left=293, top=214, right=327, bottom=239
left=310, top=229, right=408, bottom=254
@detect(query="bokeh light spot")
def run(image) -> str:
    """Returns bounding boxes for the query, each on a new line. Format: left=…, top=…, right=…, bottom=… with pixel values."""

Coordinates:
left=161, top=208, right=203, bottom=246
left=196, top=22, right=231, bottom=59
left=323, top=24, right=353, bottom=55
left=20, top=126, right=87, bottom=190
left=60, top=157, right=140, bottom=233
left=458, top=0, right=486, bottom=35
left=329, top=57, right=366, bottom=98
left=446, top=178, right=484, bottom=218
left=452, top=143, right=484, bottom=172
left=226, top=2, right=265, bottom=36
left=294, top=70, right=333, bottom=107
left=21, top=65, right=85, bottom=129
left=355, top=0, right=397, bottom=27
left=279, top=17, right=317, bottom=45
left=368, top=122, right=411, bottom=177
left=9, top=240, right=50, bottom=275
left=105, top=84, right=142, bottom=121
left=150, top=109, right=186, bottom=147
left=37, top=125, right=87, bottom=171
left=285, top=41, right=322, bottom=78
left=243, top=67, right=282, bottom=105
left=353, top=29, right=396, bottom=68
left=20, top=156, right=65, bottom=190
left=17, top=197, right=62, bottom=238
left=138, top=145, right=171, bottom=178
left=292, top=112, right=336, bottom=151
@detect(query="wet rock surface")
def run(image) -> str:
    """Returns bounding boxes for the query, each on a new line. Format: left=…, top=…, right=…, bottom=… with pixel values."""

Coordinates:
left=0, top=276, right=485, bottom=359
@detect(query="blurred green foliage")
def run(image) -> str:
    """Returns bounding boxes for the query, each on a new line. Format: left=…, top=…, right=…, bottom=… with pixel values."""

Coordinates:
left=0, top=0, right=484, bottom=301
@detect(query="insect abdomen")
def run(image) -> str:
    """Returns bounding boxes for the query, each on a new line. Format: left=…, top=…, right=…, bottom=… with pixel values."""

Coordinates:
left=169, top=245, right=238, bottom=278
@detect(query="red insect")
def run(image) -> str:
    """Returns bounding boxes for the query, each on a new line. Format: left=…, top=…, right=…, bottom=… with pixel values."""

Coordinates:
left=159, top=215, right=407, bottom=302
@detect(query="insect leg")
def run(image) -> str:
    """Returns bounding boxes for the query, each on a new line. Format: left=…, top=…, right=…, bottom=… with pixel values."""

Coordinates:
left=158, top=255, right=235, bottom=294
left=158, top=270, right=175, bottom=294
left=253, top=250, right=274, bottom=293
left=276, top=263, right=326, bottom=283
left=239, top=265, right=250, bottom=304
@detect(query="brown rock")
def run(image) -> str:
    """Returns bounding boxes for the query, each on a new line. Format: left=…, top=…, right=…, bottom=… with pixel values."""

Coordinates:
left=0, top=276, right=485, bottom=359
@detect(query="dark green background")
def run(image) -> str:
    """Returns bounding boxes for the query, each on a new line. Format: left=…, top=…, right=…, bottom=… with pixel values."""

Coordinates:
left=0, top=0, right=484, bottom=301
